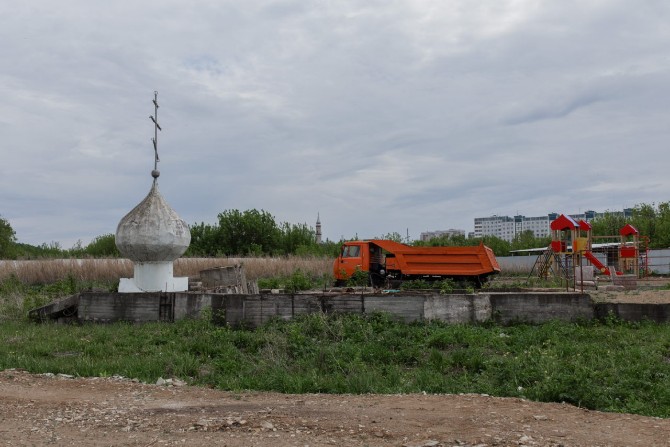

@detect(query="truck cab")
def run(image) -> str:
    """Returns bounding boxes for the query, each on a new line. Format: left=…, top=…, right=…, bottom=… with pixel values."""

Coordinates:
left=333, top=241, right=386, bottom=286
left=333, top=241, right=368, bottom=285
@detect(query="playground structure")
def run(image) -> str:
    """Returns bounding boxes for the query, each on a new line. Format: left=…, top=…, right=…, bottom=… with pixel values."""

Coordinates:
left=530, top=214, right=649, bottom=289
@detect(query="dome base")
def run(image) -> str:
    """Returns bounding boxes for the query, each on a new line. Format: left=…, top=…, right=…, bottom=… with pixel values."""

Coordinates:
left=118, top=261, right=188, bottom=292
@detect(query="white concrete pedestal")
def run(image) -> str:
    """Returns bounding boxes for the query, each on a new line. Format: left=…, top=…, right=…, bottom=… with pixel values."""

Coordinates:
left=118, top=261, right=188, bottom=292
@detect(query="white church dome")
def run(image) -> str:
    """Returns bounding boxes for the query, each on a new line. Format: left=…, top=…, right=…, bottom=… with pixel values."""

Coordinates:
left=115, top=182, right=190, bottom=262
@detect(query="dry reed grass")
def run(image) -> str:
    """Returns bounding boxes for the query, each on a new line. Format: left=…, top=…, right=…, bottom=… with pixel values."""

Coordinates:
left=175, top=256, right=334, bottom=281
left=0, top=256, right=334, bottom=285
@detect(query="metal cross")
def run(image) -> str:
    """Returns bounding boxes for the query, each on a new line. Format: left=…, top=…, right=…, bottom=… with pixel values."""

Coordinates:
left=150, top=91, right=161, bottom=182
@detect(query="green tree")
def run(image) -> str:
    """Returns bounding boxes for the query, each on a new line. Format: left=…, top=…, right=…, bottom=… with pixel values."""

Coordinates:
left=217, top=209, right=281, bottom=256
left=418, top=233, right=469, bottom=247
left=479, top=235, right=511, bottom=257
left=84, top=234, right=120, bottom=257
left=653, top=202, right=670, bottom=248
left=187, top=213, right=335, bottom=257
left=295, top=239, right=341, bottom=257
left=0, top=215, right=17, bottom=259
left=379, top=232, right=404, bottom=243
left=187, top=222, right=221, bottom=256
left=414, top=233, right=510, bottom=256
left=630, top=203, right=656, bottom=242
left=629, top=202, right=670, bottom=249
left=590, top=211, right=630, bottom=237
left=511, top=230, right=551, bottom=251
left=279, top=222, right=316, bottom=255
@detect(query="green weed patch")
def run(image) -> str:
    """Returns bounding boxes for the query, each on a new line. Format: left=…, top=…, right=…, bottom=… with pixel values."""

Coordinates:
left=0, top=314, right=668, bottom=418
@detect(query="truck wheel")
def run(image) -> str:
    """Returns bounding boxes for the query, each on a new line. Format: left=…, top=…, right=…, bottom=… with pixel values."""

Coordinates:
left=369, top=273, right=385, bottom=288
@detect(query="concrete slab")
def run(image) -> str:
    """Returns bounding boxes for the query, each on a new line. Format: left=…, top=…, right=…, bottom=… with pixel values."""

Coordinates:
left=489, top=293, right=593, bottom=324
left=366, top=295, right=424, bottom=323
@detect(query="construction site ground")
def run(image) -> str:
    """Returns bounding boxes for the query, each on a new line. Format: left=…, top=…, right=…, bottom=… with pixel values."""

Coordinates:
left=2, top=285, right=669, bottom=447
left=588, top=277, right=670, bottom=303
left=1, top=368, right=669, bottom=447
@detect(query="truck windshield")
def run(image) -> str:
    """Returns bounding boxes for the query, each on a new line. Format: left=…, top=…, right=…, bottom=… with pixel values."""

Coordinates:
left=342, top=245, right=360, bottom=258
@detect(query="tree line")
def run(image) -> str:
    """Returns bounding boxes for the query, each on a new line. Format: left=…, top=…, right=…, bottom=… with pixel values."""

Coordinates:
left=187, top=209, right=338, bottom=257
left=413, top=232, right=547, bottom=257
left=589, top=203, right=670, bottom=248
left=0, top=209, right=338, bottom=259
left=1, top=202, right=670, bottom=260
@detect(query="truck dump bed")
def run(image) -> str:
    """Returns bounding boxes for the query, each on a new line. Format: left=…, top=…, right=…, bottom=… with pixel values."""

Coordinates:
left=371, top=240, right=501, bottom=277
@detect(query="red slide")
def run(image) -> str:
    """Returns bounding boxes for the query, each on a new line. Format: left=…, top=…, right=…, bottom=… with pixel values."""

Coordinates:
left=583, top=251, right=612, bottom=275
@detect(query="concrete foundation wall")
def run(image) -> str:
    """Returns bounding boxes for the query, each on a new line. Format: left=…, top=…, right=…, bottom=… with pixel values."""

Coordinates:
left=53, top=291, right=669, bottom=327
left=423, top=294, right=492, bottom=324
left=173, top=292, right=213, bottom=320
left=594, top=302, right=670, bottom=322
left=213, top=292, right=653, bottom=328
left=212, top=293, right=670, bottom=327
left=293, top=294, right=322, bottom=317
left=79, top=292, right=168, bottom=322
left=78, top=292, right=210, bottom=323
left=365, top=295, right=425, bottom=323
left=488, top=293, right=593, bottom=324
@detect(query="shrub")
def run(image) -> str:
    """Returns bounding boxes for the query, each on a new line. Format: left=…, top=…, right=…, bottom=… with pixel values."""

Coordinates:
left=346, top=268, right=369, bottom=287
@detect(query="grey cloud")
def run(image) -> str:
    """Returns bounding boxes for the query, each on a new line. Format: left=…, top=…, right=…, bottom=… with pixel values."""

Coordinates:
left=504, top=92, right=605, bottom=126
left=1, top=1, right=669, bottom=246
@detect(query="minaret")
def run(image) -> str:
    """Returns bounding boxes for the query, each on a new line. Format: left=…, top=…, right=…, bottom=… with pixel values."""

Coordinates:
left=115, top=92, right=191, bottom=292
left=315, top=213, right=322, bottom=244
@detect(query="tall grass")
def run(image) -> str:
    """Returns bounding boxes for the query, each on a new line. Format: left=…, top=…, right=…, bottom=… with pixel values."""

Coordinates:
left=0, top=275, right=104, bottom=322
left=0, top=256, right=333, bottom=285
left=1, top=314, right=668, bottom=417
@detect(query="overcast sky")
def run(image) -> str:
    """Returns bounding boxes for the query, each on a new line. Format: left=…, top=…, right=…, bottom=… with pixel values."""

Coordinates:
left=1, top=0, right=669, bottom=247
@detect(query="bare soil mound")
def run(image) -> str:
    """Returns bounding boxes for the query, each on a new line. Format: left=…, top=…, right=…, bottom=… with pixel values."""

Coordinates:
left=1, top=369, right=667, bottom=447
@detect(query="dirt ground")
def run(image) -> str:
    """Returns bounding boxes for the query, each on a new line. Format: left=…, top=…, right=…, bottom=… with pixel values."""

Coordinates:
left=1, top=369, right=668, bottom=447
left=589, top=287, right=670, bottom=304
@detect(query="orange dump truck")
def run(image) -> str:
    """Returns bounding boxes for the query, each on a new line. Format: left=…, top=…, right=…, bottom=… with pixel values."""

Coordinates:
left=333, top=239, right=501, bottom=288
